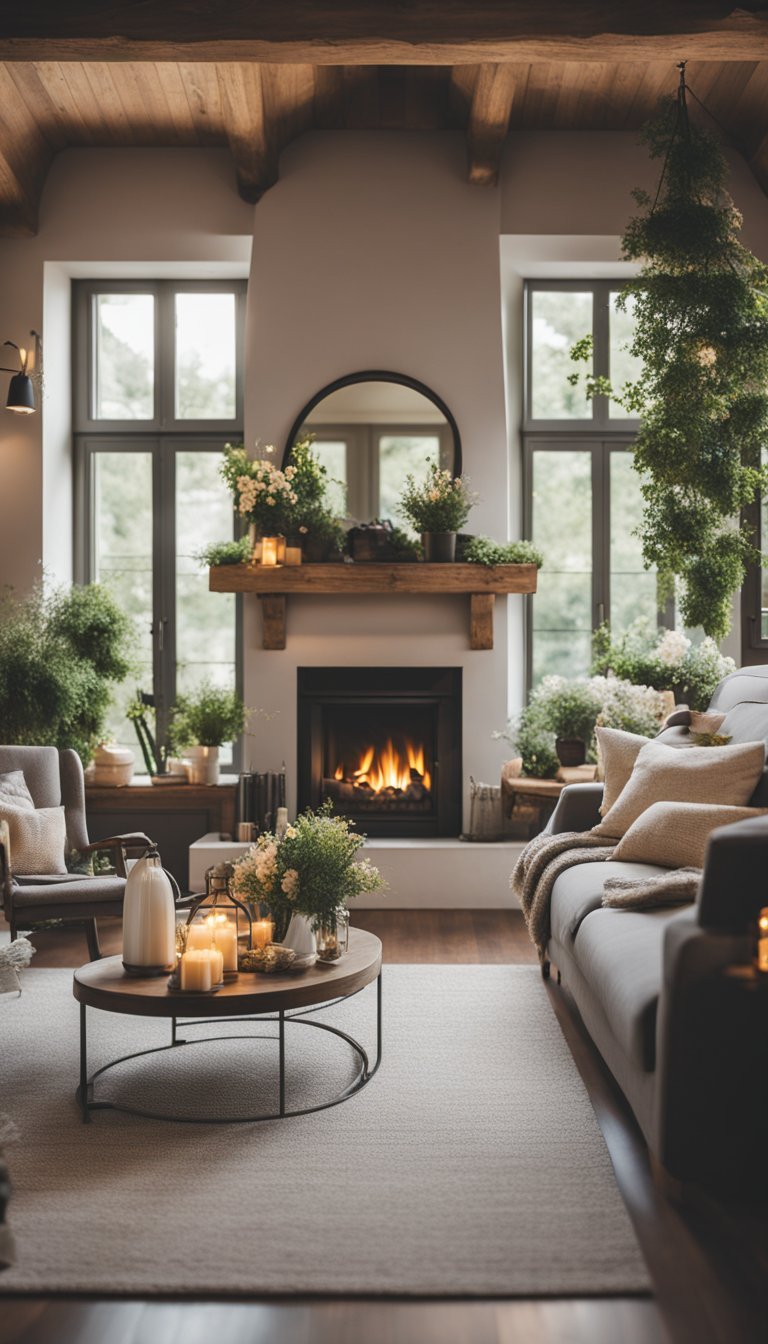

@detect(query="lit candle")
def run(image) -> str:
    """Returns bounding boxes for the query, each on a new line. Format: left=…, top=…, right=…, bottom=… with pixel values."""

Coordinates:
left=757, top=909, right=768, bottom=974
left=186, top=922, right=213, bottom=951
left=212, top=919, right=238, bottom=973
left=276, top=807, right=288, bottom=839
left=252, top=919, right=274, bottom=950
left=180, top=949, right=212, bottom=991
left=261, top=536, right=279, bottom=566
left=208, top=946, right=224, bottom=986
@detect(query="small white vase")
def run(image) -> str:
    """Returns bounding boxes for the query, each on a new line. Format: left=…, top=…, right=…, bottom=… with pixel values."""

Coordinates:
left=283, top=913, right=317, bottom=966
left=186, top=745, right=220, bottom=785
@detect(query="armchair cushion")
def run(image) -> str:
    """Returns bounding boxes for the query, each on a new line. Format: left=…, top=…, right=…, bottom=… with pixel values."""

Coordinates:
left=11, top=874, right=125, bottom=909
left=0, top=772, right=34, bottom=811
left=0, top=804, right=67, bottom=875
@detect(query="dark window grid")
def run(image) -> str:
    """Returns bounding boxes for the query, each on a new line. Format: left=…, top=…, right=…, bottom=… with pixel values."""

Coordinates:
left=305, top=422, right=453, bottom=519
left=72, top=275, right=245, bottom=770
left=72, top=279, right=246, bottom=436
left=522, top=436, right=673, bottom=692
left=523, top=279, right=641, bottom=434
left=74, top=434, right=243, bottom=772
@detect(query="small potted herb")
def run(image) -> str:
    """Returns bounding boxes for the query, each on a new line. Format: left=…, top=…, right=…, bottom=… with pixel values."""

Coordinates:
left=170, top=683, right=248, bottom=785
left=397, top=462, right=477, bottom=562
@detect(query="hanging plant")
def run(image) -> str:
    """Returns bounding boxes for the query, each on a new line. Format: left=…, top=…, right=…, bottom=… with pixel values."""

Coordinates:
left=570, top=65, right=768, bottom=639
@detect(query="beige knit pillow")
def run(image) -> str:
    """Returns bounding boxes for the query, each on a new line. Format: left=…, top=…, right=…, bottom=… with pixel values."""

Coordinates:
left=595, top=727, right=650, bottom=817
left=0, top=803, right=67, bottom=875
left=612, top=801, right=768, bottom=869
left=0, top=770, right=35, bottom=811
left=593, top=738, right=766, bottom=840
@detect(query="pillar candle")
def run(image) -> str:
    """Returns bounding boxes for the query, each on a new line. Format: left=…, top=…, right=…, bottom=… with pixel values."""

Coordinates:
left=208, top=946, right=224, bottom=985
left=213, top=921, right=239, bottom=973
left=186, top=923, right=213, bottom=951
left=252, top=919, right=274, bottom=950
left=758, top=911, right=768, bottom=973
left=180, top=950, right=212, bottom=991
left=261, top=536, right=278, bottom=566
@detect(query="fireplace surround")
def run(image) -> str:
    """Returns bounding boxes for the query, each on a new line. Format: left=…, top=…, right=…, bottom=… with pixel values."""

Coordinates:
left=297, top=668, right=462, bottom=837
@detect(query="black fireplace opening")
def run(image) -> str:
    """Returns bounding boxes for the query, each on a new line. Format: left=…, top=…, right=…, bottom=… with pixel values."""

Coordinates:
left=297, top=668, right=462, bottom=837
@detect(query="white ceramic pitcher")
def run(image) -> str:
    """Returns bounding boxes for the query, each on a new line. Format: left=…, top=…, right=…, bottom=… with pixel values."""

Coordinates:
left=122, top=847, right=177, bottom=976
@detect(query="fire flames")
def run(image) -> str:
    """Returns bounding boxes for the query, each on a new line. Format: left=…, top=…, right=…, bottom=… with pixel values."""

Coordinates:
left=334, top=739, right=431, bottom=794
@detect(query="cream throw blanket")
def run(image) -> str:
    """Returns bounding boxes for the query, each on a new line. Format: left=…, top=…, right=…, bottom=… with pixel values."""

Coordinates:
left=511, top=830, right=701, bottom=957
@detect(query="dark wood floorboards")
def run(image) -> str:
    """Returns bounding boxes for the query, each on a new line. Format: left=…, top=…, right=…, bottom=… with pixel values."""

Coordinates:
left=1, top=910, right=765, bottom=1344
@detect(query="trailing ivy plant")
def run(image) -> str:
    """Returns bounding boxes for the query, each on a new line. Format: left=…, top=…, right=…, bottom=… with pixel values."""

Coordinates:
left=570, top=69, right=768, bottom=639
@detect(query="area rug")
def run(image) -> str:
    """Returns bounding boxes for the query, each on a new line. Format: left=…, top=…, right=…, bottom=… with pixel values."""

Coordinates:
left=0, top=965, right=649, bottom=1296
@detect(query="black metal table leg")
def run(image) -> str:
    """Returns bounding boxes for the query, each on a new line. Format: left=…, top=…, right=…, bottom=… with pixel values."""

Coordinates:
left=279, top=1009, right=286, bottom=1116
left=375, top=969, right=383, bottom=1073
left=79, top=1002, right=90, bottom=1123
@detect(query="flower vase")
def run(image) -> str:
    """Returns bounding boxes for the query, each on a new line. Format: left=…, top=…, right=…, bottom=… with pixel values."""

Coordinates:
left=422, top=531, right=456, bottom=562
left=282, top=913, right=317, bottom=969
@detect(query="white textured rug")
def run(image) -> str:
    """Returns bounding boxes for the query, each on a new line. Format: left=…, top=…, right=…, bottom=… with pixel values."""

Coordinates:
left=0, top=965, right=649, bottom=1296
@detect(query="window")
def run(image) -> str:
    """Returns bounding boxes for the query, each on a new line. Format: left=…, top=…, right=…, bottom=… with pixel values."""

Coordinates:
left=524, top=281, right=669, bottom=686
left=741, top=448, right=768, bottom=664
left=74, top=280, right=245, bottom=768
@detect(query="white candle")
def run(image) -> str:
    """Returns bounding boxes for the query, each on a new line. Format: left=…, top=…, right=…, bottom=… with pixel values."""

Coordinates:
left=180, top=949, right=212, bottom=991
left=276, top=807, right=288, bottom=839
left=208, top=946, right=224, bottom=985
left=252, top=919, right=274, bottom=950
left=209, top=914, right=238, bottom=972
left=186, top=922, right=212, bottom=951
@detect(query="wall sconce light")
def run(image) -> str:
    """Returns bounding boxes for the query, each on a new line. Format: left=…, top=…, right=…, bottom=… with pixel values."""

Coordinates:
left=1, top=331, right=42, bottom=414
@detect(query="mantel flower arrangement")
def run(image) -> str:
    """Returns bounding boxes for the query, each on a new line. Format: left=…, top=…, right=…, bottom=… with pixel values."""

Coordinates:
left=220, top=438, right=345, bottom=560
left=398, top=461, right=476, bottom=535
left=220, top=443, right=298, bottom=537
left=231, top=801, right=385, bottom=939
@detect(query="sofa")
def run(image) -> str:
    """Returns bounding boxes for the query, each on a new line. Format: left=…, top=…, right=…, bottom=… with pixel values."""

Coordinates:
left=545, top=665, right=768, bottom=1196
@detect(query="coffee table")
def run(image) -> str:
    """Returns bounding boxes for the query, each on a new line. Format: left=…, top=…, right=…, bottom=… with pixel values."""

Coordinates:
left=73, top=927, right=382, bottom=1124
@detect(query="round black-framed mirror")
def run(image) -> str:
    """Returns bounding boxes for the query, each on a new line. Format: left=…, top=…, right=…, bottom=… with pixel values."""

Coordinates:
left=283, top=371, right=461, bottom=523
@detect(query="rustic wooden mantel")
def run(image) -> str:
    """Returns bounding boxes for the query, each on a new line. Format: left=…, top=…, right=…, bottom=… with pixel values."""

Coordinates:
left=209, top=562, right=538, bottom=651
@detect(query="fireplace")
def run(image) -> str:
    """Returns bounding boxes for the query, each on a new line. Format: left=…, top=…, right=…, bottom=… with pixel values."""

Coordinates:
left=297, top=668, right=462, bottom=837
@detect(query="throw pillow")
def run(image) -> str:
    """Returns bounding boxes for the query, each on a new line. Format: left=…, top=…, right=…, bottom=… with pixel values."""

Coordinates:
left=593, top=738, right=766, bottom=840
left=689, top=710, right=726, bottom=734
left=595, top=727, right=650, bottom=817
left=611, top=801, right=768, bottom=869
left=0, top=771, right=34, bottom=811
left=0, top=803, right=67, bottom=875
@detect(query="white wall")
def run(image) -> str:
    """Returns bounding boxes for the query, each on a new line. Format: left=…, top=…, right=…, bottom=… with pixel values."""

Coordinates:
left=242, top=132, right=519, bottom=819
left=0, top=148, right=253, bottom=595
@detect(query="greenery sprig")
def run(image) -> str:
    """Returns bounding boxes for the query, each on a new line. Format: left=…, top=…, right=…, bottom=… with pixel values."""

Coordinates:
left=569, top=79, right=768, bottom=639
left=463, top=537, right=544, bottom=567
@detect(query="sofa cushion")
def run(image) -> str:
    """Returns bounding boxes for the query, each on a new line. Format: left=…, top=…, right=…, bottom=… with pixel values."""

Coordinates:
left=595, top=727, right=649, bottom=816
left=550, top=858, right=671, bottom=948
left=612, top=801, right=768, bottom=869
left=570, top=905, right=685, bottom=1071
left=0, top=771, right=35, bottom=811
left=593, top=738, right=766, bottom=839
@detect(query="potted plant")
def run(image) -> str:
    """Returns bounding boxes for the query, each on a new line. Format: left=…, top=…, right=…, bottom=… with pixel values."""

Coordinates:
left=398, top=461, right=477, bottom=562
left=592, top=620, right=736, bottom=711
left=170, top=682, right=247, bottom=785
left=0, top=581, right=132, bottom=764
left=231, top=801, right=384, bottom=958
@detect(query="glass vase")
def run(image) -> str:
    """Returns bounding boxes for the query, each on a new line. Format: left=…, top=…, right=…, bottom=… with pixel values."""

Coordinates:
left=316, top=909, right=350, bottom=963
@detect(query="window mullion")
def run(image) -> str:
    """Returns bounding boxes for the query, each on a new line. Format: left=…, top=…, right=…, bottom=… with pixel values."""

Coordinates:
left=152, top=440, right=177, bottom=758
left=592, top=445, right=607, bottom=632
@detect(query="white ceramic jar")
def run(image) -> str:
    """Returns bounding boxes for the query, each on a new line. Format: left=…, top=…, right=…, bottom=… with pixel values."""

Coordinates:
left=122, top=848, right=176, bottom=976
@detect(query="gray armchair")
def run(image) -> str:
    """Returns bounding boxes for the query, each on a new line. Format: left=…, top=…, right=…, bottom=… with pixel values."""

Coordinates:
left=0, top=745, right=152, bottom=960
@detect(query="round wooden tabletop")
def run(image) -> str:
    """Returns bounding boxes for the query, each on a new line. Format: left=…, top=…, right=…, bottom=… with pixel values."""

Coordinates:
left=73, top=927, right=382, bottom=1018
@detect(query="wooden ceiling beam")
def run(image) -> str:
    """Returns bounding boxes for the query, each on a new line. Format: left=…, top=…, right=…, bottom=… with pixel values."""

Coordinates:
left=216, top=63, right=277, bottom=203
left=466, top=64, right=519, bottom=185
left=2, top=3, right=768, bottom=64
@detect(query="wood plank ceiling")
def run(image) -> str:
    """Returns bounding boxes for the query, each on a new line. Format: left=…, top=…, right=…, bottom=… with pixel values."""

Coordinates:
left=2, top=5, right=768, bottom=235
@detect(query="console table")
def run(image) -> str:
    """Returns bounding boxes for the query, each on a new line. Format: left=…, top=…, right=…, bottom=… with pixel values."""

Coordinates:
left=85, top=780, right=237, bottom=892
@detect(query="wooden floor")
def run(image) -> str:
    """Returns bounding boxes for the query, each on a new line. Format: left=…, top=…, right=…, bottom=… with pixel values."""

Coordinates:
left=1, top=910, right=766, bottom=1344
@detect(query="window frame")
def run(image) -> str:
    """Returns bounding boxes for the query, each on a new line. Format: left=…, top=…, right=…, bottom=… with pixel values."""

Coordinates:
left=73, top=279, right=246, bottom=435
left=523, top=278, right=641, bottom=434
left=522, top=279, right=671, bottom=691
left=306, top=421, right=453, bottom=519
left=72, top=278, right=246, bottom=771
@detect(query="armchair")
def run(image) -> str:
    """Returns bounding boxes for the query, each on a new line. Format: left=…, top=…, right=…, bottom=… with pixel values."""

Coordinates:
left=0, top=745, right=152, bottom=960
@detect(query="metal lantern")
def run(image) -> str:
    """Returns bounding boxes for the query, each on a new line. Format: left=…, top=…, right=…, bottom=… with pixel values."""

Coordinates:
left=186, top=862, right=253, bottom=980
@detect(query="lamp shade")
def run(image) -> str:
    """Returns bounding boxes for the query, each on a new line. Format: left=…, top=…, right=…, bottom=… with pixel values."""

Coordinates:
left=6, top=372, right=35, bottom=414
